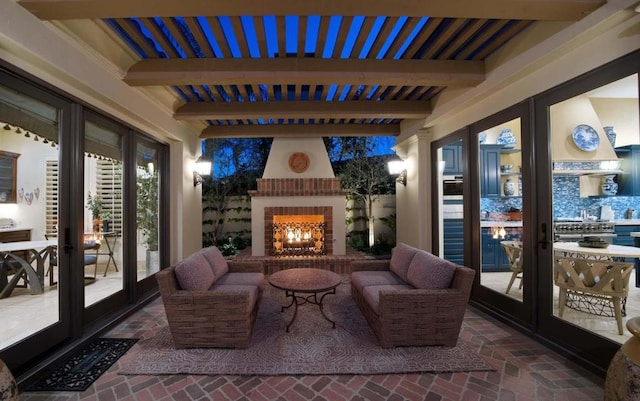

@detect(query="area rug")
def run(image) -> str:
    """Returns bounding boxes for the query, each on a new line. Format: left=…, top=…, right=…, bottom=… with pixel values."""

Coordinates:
left=27, top=338, right=138, bottom=391
left=120, top=283, right=493, bottom=376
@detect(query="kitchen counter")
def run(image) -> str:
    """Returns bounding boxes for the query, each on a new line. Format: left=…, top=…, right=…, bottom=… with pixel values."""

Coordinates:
left=481, top=221, right=523, bottom=228
left=0, top=227, right=31, bottom=233
left=612, top=219, right=640, bottom=226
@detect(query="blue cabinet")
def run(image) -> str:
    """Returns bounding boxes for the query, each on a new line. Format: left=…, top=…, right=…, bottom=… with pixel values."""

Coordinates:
left=616, top=145, right=640, bottom=196
left=481, top=227, right=519, bottom=272
left=613, top=225, right=639, bottom=247
left=442, top=144, right=463, bottom=175
left=481, top=228, right=507, bottom=272
left=480, top=145, right=502, bottom=198
left=443, top=219, right=464, bottom=265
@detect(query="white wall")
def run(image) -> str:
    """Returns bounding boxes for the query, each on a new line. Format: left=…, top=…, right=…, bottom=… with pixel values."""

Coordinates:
left=263, top=137, right=335, bottom=179
left=0, top=126, right=57, bottom=239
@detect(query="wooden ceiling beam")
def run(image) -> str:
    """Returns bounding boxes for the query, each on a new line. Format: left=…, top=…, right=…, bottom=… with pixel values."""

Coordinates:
left=176, top=100, right=431, bottom=120
left=200, top=123, right=401, bottom=138
left=18, top=0, right=603, bottom=21
left=124, top=58, right=485, bottom=87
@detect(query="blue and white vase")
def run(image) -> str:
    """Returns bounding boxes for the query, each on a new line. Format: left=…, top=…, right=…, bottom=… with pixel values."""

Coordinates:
left=503, top=178, right=515, bottom=196
left=601, top=175, right=618, bottom=196
left=604, top=126, right=617, bottom=148
left=496, top=129, right=517, bottom=148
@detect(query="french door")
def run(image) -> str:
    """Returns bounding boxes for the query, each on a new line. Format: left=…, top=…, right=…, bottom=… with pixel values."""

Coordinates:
left=433, top=50, right=639, bottom=372
left=0, top=70, right=73, bottom=371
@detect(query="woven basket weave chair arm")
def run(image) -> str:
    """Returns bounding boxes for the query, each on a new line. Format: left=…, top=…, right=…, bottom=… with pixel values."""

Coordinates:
left=163, top=289, right=252, bottom=306
left=351, top=260, right=390, bottom=272
left=228, top=261, right=264, bottom=273
left=377, top=288, right=467, bottom=314
left=450, top=267, right=475, bottom=295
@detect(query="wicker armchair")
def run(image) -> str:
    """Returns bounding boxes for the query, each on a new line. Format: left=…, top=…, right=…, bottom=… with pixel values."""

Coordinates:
left=553, top=256, right=633, bottom=335
left=156, top=259, right=264, bottom=348
left=351, top=247, right=475, bottom=348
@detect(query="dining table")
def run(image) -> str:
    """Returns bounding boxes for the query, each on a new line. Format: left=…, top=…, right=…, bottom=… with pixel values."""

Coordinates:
left=553, top=241, right=640, bottom=287
left=554, top=241, right=640, bottom=259
left=0, top=239, right=57, bottom=298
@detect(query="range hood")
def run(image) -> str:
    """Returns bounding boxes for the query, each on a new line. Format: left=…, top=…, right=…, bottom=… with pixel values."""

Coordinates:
left=551, top=125, right=621, bottom=175
left=552, top=160, right=622, bottom=176
left=550, top=94, right=621, bottom=174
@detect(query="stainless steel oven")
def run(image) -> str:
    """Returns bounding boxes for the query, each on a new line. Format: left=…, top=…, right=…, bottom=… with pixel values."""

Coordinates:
left=553, top=220, right=617, bottom=243
left=443, top=176, right=463, bottom=199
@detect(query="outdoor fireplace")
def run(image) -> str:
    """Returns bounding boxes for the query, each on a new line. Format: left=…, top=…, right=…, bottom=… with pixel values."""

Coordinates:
left=249, top=137, right=347, bottom=257
left=272, top=214, right=326, bottom=256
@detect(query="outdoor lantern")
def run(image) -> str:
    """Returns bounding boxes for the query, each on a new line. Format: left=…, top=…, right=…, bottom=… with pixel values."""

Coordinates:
left=388, top=157, right=407, bottom=186
left=193, top=155, right=213, bottom=187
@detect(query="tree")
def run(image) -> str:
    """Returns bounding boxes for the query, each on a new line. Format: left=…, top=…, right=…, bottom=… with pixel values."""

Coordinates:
left=202, top=137, right=272, bottom=245
left=336, top=138, right=395, bottom=248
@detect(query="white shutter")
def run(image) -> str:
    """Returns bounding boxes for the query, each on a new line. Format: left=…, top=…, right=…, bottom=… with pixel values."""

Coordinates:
left=45, top=160, right=58, bottom=236
left=96, top=160, right=122, bottom=233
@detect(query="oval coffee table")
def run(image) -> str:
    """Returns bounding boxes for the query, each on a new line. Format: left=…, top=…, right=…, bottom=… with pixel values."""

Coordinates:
left=268, top=268, right=341, bottom=332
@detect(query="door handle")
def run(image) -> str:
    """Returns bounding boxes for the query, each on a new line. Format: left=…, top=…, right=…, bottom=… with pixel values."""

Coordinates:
left=538, top=223, right=551, bottom=250
left=62, top=227, right=74, bottom=253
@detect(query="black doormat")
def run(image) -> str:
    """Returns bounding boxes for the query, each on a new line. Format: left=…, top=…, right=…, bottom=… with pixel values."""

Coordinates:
left=26, top=338, right=138, bottom=392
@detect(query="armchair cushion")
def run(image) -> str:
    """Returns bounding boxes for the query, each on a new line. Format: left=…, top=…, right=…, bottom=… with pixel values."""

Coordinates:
left=174, top=252, right=215, bottom=291
left=362, top=284, right=413, bottom=315
left=351, top=270, right=405, bottom=293
left=213, top=272, right=265, bottom=292
left=406, top=251, right=457, bottom=289
left=201, top=246, right=229, bottom=279
left=389, top=242, right=419, bottom=281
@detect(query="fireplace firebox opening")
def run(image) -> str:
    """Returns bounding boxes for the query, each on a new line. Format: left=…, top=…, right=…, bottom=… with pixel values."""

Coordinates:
left=272, top=214, right=325, bottom=256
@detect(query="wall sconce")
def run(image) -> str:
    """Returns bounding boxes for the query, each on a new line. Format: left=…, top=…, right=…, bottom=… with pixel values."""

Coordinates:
left=193, top=155, right=212, bottom=187
left=387, top=158, right=407, bottom=186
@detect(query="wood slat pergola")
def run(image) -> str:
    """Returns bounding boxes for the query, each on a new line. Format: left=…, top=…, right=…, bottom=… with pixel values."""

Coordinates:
left=17, top=0, right=605, bottom=138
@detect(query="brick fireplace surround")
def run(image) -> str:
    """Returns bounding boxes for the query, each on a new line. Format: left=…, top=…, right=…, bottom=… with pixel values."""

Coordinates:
left=248, top=177, right=361, bottom=274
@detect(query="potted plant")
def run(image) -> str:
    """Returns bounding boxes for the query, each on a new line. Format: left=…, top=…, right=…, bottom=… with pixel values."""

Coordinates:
left=86, top=192, right=103, bottom=232
left=136, top=167, right=159, bottom=271
left=99, top=211, right=111, bottom=232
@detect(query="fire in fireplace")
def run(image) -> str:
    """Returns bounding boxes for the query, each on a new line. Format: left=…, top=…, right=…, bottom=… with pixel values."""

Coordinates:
left=272, top=215, right=326, bottom=256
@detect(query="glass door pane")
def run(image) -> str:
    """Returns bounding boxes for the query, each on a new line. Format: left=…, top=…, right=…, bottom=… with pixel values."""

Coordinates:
left=478, top=120, right=524, bottom=301
left=136, top=139, right=160, bottom=280
left=550, top=73, right=639, bottom=344
left=0, top=82, right=63, bottom=350
left=435, top=139, right=465, bottom=265
left=84, top=120, right=124, bottom=306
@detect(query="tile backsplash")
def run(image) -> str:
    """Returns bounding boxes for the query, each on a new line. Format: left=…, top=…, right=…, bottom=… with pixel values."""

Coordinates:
left=552, top=176, right=640, bottom=220
left=480, top=176, right=640, bottom=220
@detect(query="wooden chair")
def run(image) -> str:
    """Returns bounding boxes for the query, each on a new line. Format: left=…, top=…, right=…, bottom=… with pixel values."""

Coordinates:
left=501, top=241, right=523, bottom=294
left=553, top=256, right=633, bottom=335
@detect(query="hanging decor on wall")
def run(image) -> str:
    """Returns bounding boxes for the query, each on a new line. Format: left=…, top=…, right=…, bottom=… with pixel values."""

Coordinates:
left=24, top=192, right=33, bottom=205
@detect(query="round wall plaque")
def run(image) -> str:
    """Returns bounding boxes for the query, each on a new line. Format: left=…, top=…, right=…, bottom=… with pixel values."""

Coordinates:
left=288, top=152, right=310, bottom=173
